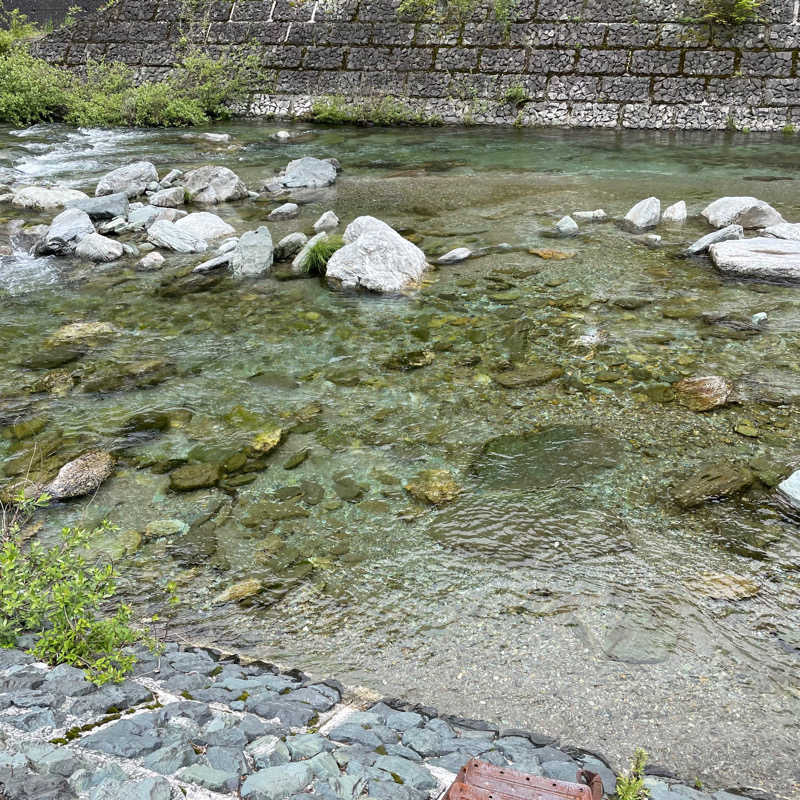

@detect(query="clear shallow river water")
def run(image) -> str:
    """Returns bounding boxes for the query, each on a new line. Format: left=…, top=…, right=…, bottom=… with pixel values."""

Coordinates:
left=1, top=122, right=799, bottom=795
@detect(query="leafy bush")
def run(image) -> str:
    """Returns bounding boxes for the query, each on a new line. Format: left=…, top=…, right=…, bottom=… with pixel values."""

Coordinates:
left=0, top=47, right=70, bottom=125
left=304, top=234, right=344, bottom=276
left=0, top=490, right=149, bottom=685
left=0, top=7, right=39, bottom=54
left=503, top=84, right=530, bottom=108
left=311, top=95, right=442, bottom=127
left=616, top=748, right=649, bottom=800
left=700, top=0, right=761, bottom=24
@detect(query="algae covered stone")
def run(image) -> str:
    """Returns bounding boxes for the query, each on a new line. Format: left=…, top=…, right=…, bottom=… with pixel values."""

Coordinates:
left=214, top=578, right=262, bottom=604
left=672, top=461, right=753, bottom=509
left=405, top=469, right=461, bottom=505
left=250, top=427, right=283, bottom=455
left=169, top=463, right=220, bottom=491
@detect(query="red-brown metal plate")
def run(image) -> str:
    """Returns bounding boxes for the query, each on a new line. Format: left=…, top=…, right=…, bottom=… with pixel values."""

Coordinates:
left=444, top=760, right=602, bottom=800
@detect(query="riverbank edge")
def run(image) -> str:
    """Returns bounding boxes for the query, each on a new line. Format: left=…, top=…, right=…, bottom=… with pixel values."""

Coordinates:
left=0, top=640, right=780, bottom=800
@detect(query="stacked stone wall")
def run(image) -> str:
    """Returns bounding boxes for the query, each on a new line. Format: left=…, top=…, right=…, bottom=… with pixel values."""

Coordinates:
left=31, top=0, right=800, bottom=130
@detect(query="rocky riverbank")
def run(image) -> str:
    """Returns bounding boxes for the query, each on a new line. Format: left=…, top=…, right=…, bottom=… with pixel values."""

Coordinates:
left=0, top=643, right=765, bottom=800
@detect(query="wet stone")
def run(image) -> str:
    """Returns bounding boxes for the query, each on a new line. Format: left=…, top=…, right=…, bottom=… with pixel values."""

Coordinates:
left=402, top=727, right=446, bottom=757
left=142, top=740, right=198, bottom=774
left=492, top=365, right=564, bottom=388
left=329, top=723, right=382, bottom=748
left=248, top=735, right=291, bottom=768
left=82, top=718, right=162, bottom=758
left=373, top=755, right=437, bottom=790
left=241, top=762, right=314, bottom=800
left=672, top=462, right=754, bottom=509
left=179, top=763, right=240, bottom=792
left=384, top=711, right=423, bottom=731
left=169, top=462, right=220, bottom=491
left=287, top=733, right=333, bottom=760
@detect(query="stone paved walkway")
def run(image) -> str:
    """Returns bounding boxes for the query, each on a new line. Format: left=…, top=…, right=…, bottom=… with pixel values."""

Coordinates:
left=0, top=644, right=755, bottom=800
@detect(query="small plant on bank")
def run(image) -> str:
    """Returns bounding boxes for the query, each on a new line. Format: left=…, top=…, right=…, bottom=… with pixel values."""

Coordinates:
left=304, top=234, right=344, bottom=276
left=699, top=0, right=761, bottom=25
left=398, top=0, right=517, bottom=29
left=0, top=6, right=39, bottom=53
left=310, top=95, right=442, bottom=127
left=615, top=748, right=649, bottom=800
left=503, top=84, right=530, bottom=108
left=0, top=491, right=152, bottom=685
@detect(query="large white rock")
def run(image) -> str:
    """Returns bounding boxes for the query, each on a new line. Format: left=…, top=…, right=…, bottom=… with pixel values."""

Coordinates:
left=183, top=165, right=248, bottom=204
left=281, top=157, right=337, bottom=189
left=764, top=222, right=800, bottom=241
left=68, top=192, right=129, bottom=220
left=147, top=220, right=208, bottom=253
left=268, top=202, right=299, bottom=221
left=685, top=224, right=743, bottom=256
left=555, top=215, right=578, bottom=235
left=313, top=210, right=339, bottom=233
left=662, top=200, right=687, bottom=223
left=708, top=237, right=800, bottom=282
left=701, top=196, right=784, bottom=229
left=128, top=206, right=185, bottom=229
left=325, top=216, right=427, bottom=293
left=275, top=232, right=307, bottom=262
left=40, top=207, right=95, bottom=255
left=149, top=186, right=185, bottom=208
left=230, top=226, right=273, bottom=277
left=777, top=469, right=800, bottom=511
left=12, top=186, right=89, bottom=211
left=624, top=197, right=660, bottom=230
left=174, top=212, right=235, bottom=240
left=95, top=162, right=158, bottom=198
left=74, top=233, right=124, bottom=262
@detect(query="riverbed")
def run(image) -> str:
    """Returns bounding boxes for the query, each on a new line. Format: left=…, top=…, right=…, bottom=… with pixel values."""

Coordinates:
left=1, top=122, right=798, bottom=795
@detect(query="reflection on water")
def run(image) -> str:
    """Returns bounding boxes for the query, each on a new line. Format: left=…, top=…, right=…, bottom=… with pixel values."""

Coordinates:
left=1, top=121, right=799, bottom=791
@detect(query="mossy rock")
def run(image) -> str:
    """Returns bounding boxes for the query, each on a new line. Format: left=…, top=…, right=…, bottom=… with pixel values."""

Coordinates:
left=405, top=469, right=461, bottom=505
left=169, top=463, right=220, bottom=491
left=492, top=364, right=563, bottom=388
left=250, top=427, right=283, bottom=455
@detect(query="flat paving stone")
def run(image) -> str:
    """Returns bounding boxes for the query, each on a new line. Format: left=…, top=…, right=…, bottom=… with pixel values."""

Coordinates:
left=373, top=755, right=437, bottom=790
left=178, top=763, right=239, bottom=792
left=241, top=761, right=314, bottom=800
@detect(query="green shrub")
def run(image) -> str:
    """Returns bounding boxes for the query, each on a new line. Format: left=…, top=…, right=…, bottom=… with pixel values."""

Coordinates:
left=311, top=95, right=442, bottom=127
left=503, top=84, right=530, bottom=108
left=398, top=0, right=516, bottom=27
left=615, top=748, right=649, bottom=800
left=0, top=7, right=39, bottom=54
left=700, top=0, right=761, bottom=24
left=304, top=234, right=344, bottom=276
left=0, top=490, right=150, bottom=685
left=0, top=47, right=69, bottom=125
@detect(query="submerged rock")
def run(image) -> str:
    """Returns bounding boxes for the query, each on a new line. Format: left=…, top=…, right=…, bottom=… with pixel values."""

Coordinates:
left=437, top=247, right=471, bottom=264
left=39, top=207, right=95, bottom=255
left=685, top=572, right=760, bottom=601
left=74, top=233, right=124, bottom=263
left=12, top=186, right=89, bottom=211
left=672, top=462, right=753, bottom=509
left=48, top=320, right=115, bottom=345
left=474, top=425, right=622, bottom=490
left=405, top=469, right=461, bottom=505
left=572, top=209, right=607, bottom=221
left=183, top=165, right=248, bottom=204
left=174, top=212, right=235, bottom=241
left=214, top=578, right=262, bottom=604
left=708, top=237, right=800, bottom=282
left=325, top=216, right=427, bottom=293
left=492, top=364, right=563, bottom=388
left=231, top=226, right=273, bottom=277
left=137, top=251, right=165, bottom=271
left=623, top=197, right=660, bottom=230
left=169, top=463, right=220, bottom=491
left=147, top=220, right=208, bottom=253
left=661, top=200, right=687, bottom=223
left=734, top=368, right=800, bottom=405
left=685, top=223, right=743, bottom=255
left=95, top=161, right=158, bottom=198
left=701, top=196, right=784, bottom=229
left=46, top=451, right=115, bottom=500
left=674, top=376, right=733, bottom=411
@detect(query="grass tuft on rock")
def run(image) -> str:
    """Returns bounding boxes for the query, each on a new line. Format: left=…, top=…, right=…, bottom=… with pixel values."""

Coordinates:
left=304, top=234, right=344, bottom=276
left=310, top=95, right=443, bottom=127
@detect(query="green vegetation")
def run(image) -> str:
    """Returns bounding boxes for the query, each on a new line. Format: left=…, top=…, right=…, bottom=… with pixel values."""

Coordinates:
left=503, top=84, right=530, bottom=108
left=310, top=95, right=443, bottom=127
left=398, top=0, right=516, bottom=28
left=699, top=0, right=761, bottom=24
left=0, top=490, right=151, bottom=684
left=615, top=748, right=649, bottom=800
left=0, top=7, right=257, bottom=127
left=782, top=123, right=796, bottom=135
left=304, top=234, right=344, bottom=276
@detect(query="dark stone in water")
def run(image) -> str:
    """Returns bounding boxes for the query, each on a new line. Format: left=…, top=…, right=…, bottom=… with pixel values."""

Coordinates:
left=428, top=490, right=630, bottom=566
left=169, top=463, right=220, bottom=491
left=473, top=425, right=622, bottom=490
left=672, top=461, right=753, bottom=509
left=733, top=368, right=800, bottom=405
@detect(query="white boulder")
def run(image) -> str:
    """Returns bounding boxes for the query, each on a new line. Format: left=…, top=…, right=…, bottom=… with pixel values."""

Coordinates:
left=325, top=216, right=427, bottom=293
left=685, top=224, right=743, bottom=256
left=183, top=165, right=248, bottom=204
left=147, top=220, right=208, bottom=253
left=764, top=222, right=800, bottom=241
left=275, top=232, right=307, bottom=262
left=555, top=215, right=579, bottom=235
left=137, top=252, right=165, bottom=271
left=230, top=226, right=274, bottom=277
left=281, top=157, right=337, bottom=189
left=149, top=186, right=185, bottom=208
left=95, top=162, right=158, bottom=198
left=572, top=209, right=607, bottom=222
left=708, top=237, right=800, bottom=282
left=74, top=233, right=124, bottom=262
left=174, top=212, right=235, bottom=241
left=437, top=247, right=471, bottom=264
left=662, top=201, right=687, bottom=223
left=268, top=202, right=299, bottom=221
left=313, top=210, right=339, bottom=233
left=12, top=186, right=89, bottom=211
left=701, top=197, right=784, bottom=229
left=40, top=208, right=95, bottom=255
left=624, top=197, right=660, bottom=230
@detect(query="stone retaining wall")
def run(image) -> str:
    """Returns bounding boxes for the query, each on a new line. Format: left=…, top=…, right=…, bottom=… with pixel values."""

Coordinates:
left=13, top=0, right=106, bottom=26
left=31, top=0, right=800, bottom=130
